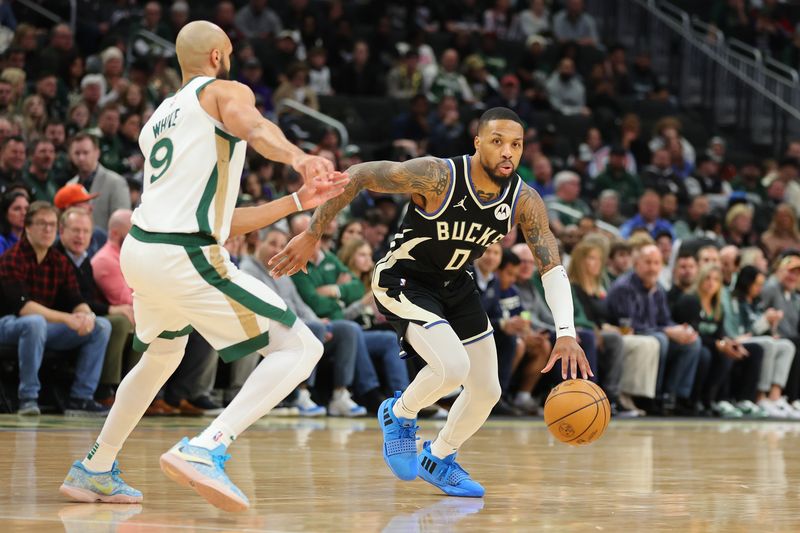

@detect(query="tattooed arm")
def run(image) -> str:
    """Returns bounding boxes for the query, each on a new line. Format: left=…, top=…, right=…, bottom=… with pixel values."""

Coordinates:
left=514, top=183, right=593, bottom=379
left=305, top=157, right=450, bottom=238
left=270, top=157, right=450, bottom=276
left=513, top=183, right=562, bottom=274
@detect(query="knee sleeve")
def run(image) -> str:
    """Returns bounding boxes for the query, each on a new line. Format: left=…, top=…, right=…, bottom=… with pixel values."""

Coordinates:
left=463, top=334, right=501, bottom=405
left=261, top=321, right=323, bottom=379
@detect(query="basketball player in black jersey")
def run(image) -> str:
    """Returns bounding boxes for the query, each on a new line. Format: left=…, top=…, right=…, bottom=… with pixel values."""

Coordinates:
left=271, top=107, right=592, bottom=497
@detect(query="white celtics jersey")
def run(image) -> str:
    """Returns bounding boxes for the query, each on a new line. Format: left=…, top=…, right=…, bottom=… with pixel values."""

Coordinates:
left=133, top=76, right=246, bottom=244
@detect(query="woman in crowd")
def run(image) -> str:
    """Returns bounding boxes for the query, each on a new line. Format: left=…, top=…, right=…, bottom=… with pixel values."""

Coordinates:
left=739, top=246, right=769, bottom=273
left=335, top=219, right=364, bottom=252
left=723, top=203, right=758, bottom=248
left=66, top=101, right=90, bottom=137
left=0, top=191, right=28, bottom=255
left=21, top=94, right=47, bottom=137
left=731, top=266, right=799, bottom=418
left=761, top=203, right=800, bottom=261
left=473, top=240, right=502, bottom=291
left=568, top=237, right=658, bottom=415
left=119, top=82, right=152, bottom=116
left=242, top=173, right=270, bottom=205
left=338, top=238, right=410, bottom=395
left=673, top=265, right=764, bottom=417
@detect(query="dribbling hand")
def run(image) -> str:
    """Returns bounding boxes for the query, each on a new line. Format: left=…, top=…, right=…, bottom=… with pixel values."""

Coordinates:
left=541, top=336, right=594, bottom=380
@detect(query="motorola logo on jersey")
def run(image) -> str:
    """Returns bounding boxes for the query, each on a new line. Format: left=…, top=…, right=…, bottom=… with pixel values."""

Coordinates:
left=436, top=221, right=504, bottom=245
left=494, top=204, right=510, bottom=220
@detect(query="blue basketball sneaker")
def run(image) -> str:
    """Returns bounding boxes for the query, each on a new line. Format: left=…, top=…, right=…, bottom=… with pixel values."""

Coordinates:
left=159, top=437, right=249, bottom=512
left=378, top=391, right=419, bottom=481
left=417, top=441, right=485, bottom=497
left=59, top=460, right=143, bottom=503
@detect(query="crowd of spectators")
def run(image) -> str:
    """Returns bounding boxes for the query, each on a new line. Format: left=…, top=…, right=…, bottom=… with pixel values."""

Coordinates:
left=0, top=0, right=799, bottom=420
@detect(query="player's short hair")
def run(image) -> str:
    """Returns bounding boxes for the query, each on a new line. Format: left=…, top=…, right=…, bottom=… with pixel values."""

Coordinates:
left=499, top=248, right=521, bottom=270
left=478, top=107, right=524, bottom=133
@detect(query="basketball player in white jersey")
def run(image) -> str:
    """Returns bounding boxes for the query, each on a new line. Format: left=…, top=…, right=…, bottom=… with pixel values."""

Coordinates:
left=59, top=21, right=348, bottom=512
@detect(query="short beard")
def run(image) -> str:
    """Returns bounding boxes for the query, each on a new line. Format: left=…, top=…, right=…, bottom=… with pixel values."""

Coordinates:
left=216, top=65, right=230, bottom=80
left=480, top=157, right=513, bottom=187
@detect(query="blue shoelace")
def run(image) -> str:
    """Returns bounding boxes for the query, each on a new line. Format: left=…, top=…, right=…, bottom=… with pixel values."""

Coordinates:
left=398, top=423, right=420, bottom=441
left=211, top=452, right=232, bottom=471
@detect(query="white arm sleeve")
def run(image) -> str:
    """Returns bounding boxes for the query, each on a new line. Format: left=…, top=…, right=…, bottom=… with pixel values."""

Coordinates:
left=541, top=265, right=576, bottom=339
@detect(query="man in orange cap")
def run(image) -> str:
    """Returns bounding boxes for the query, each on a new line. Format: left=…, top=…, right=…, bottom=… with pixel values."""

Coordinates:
left=54, top=183, right=106, bottom=258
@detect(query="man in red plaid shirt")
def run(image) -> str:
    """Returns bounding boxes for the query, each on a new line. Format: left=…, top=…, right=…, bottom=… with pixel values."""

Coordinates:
left=0, top=201, right=111, bottom=415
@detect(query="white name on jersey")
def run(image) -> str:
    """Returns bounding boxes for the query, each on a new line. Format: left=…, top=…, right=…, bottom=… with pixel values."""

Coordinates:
left=152, top=107, right=181, bottom=139
left=435, top=221, right=503, bottom=246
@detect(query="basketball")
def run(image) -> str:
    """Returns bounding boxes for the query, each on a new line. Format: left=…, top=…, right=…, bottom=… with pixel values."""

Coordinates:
left=543, top=380, right=611, bottom=446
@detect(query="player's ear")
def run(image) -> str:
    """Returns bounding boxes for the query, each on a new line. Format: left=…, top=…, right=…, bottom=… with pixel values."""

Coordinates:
left=474, top=135, right=480, bottom=152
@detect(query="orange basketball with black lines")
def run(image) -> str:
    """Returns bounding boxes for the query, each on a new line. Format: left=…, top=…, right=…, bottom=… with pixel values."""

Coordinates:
left=543, top=379, right=610, bottom=446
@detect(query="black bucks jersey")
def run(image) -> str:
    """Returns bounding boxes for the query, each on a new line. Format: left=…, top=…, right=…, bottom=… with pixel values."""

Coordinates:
left=373, top=154, right=523, bottom=346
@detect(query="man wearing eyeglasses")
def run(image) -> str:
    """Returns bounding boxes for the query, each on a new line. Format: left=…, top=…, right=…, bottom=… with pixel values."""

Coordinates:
left=0, top=201, right=111, bottom=416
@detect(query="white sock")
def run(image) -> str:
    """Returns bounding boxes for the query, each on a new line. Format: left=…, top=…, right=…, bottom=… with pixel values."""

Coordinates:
left=82, top=439, right=121, bottom=472
left=430, top=436, right=458, bottom=459
left=87, top=339, right=186, bottom=472
left=332, top=388, right=348, bottom=401
left=190, top=421, right=237, bottom=451
left=392, top=395, right=417, bottom=420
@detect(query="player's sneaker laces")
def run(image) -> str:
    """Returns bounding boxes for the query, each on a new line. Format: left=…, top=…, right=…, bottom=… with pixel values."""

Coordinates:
left=328, top=388, right=367, bottom=417
left=59, top=460, right=143, bottom=503
left=378, top=391, right=419, bottom=481
left=417, top=441, right=485, bottom=498
left=159, top=437, right=249, bottom=512
left=292, top=388, right=326, bottom=417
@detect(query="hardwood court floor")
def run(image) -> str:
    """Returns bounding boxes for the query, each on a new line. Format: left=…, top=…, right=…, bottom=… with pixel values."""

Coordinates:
left=0, top=415, right=799, bottom=532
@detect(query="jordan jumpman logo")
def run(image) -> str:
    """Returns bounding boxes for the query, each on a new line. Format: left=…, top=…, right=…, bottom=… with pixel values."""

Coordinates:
left=453, top=196, right=467, bottom=211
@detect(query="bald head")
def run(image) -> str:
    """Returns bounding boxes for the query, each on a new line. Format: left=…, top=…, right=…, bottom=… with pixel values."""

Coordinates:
left=176, top=21, right=232, bottom=80
left=511, top=243, right=535, bottom=281
left=634, top=244, right=662, bottom=289
left=108, top=208, right=132, bottom=244
left=289, top=213, right=311, bottom=237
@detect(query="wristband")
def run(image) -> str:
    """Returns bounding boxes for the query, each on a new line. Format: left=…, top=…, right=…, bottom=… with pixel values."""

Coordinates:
left=541, top=265, right=576, bottom=339
left=291, top=192, right=303, bottom=212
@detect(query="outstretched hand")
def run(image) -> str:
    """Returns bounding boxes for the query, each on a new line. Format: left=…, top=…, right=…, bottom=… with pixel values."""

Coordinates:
left=269, top=231, right=318, bottom=278
left=292, top=153, right=335, bottom=181
left=541, top=336, right=594, bottom=380
left=296, top=172, right=350, bottom=210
